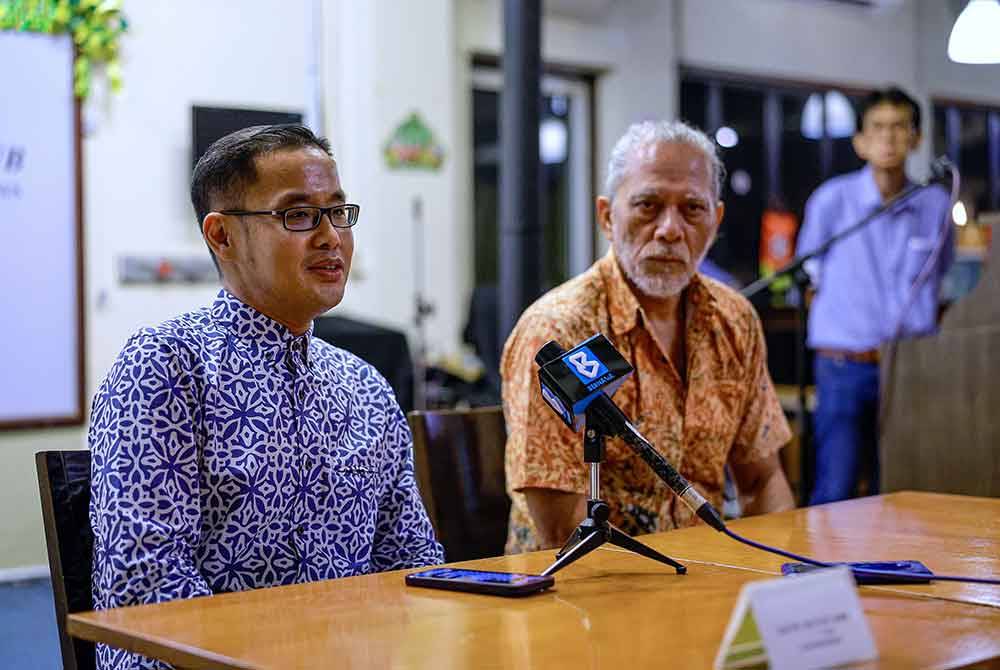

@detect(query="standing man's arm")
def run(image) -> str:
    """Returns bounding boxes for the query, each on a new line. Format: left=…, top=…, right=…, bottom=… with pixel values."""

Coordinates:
left=727, top=312, right=795, bottom=516
left=796, top=187, right=836, bottom=290
left=370, top=388, right=444, bottom=571
left=90, top=335, right=212, bottom=669
left=796, top=188, right=834, bottom=257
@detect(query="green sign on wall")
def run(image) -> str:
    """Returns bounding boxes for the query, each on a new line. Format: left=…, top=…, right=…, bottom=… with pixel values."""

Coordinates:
left=384, top=112, right=445, bottom=171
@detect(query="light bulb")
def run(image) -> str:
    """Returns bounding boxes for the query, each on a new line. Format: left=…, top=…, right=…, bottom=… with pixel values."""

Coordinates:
left=948, top=0, right=1000, bottom=64
left=952, top=201, right=968, bottom=227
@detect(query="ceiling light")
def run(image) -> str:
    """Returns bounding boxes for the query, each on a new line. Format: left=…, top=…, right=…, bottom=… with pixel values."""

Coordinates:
left=948, top=0, right=1000, bottom=64
left=952, top=201, right=968, bottom=227
left=539, top=119, right=568, bottom=164
left=801, top=91, right=856, bottom=140
left=715, top=126, right=739, bottom=148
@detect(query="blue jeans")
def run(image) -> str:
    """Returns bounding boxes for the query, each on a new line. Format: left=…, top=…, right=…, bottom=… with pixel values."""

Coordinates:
left=809, top=355, right=880, bottom=505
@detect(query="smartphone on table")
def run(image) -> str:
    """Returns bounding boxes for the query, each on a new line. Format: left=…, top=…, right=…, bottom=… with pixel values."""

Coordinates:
left=781, top=560, right=934, bottom=585
left=405, top=567, right=555, bottom=597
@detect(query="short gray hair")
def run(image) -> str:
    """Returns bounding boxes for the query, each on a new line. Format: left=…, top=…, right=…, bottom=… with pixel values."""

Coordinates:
left=604, top=120, right=725, bottom=200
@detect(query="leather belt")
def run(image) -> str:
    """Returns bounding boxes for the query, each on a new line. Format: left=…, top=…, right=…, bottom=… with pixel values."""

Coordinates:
left=816, top=348, right=880, bottom=364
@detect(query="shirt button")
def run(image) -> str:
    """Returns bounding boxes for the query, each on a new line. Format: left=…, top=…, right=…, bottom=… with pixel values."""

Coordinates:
left=297, top=388, right=306, bottom=401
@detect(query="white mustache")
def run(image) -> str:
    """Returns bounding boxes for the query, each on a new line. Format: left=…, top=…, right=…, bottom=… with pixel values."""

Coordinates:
left=640, top=247, right=688, bottom=263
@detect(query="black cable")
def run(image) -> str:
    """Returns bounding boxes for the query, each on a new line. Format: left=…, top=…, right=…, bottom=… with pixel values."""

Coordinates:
left=721, top=524, right=1000, bottom=586
left=624, top=420, right=1000, bottom=586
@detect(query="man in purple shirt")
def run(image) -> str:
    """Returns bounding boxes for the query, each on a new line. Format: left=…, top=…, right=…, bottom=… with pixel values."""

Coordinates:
left=796, top=86, right=952, bottom=505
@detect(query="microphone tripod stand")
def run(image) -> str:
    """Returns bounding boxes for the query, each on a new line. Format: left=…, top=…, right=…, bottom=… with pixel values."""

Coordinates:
left=542, top=414, right=687, bottom=577
left=741, top=178, right=939, bottom=505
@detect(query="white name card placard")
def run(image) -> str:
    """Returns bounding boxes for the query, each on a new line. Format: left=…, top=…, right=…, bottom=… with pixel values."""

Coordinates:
left=715, top=566, right=877, bottom=670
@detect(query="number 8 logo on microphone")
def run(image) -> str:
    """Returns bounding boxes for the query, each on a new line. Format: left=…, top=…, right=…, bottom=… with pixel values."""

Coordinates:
left=564, top=346, right=608, bottom=383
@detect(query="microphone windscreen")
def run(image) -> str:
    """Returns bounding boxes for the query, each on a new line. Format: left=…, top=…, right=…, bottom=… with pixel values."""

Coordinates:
left=535, top=340, right=566, bottom=367
left=930, top=155, right=954, bottom=182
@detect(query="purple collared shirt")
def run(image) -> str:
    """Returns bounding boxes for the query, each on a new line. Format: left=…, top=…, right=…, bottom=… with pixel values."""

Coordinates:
left=797, top=166, right=952, bottom=352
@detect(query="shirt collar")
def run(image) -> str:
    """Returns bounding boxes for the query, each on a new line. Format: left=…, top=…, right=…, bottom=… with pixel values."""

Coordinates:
left=857, top=164, right=916, bottom=213
left=601, top=248, right=717, bottom=337
left=602, top=249, right=642, bottom=337
left=211, top=289, right=312, bottom=364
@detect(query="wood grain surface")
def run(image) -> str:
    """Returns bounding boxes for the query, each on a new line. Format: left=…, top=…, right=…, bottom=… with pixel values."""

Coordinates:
left=69, top=492, right=1000, bottom=669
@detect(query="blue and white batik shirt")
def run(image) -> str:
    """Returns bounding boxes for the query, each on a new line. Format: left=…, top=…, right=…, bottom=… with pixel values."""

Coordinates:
left=89, top=289, right=443, bottom=669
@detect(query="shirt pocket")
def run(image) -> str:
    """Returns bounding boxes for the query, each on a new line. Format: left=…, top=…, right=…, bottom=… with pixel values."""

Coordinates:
left=902, top=237, right=934, bottom=282
left=896, top=237, right=937, bottom=337
left=325, top=466, right=381, bottom=533
left=681, top=380, right=745, bottom=487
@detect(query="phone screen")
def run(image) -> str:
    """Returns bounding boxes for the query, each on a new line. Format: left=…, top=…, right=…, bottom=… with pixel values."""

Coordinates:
left=410, top=568, right=546, bottom=584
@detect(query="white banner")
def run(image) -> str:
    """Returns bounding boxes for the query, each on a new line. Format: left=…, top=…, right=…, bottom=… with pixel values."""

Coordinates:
left=0, top=31, right=80, bottom=424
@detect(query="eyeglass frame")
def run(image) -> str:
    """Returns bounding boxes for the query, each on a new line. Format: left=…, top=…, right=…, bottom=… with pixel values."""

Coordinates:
left=217, top=203, right=361, bottom=231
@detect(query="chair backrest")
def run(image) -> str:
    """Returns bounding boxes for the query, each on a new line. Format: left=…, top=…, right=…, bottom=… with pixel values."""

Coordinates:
left=36, top=450, right=95, bottom=670
left=407, top=406, right=510, bottom=562
left=313, top=315, right=415, bottom=412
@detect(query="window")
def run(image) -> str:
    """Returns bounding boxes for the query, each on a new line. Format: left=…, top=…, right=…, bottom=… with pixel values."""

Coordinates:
left=471, top=67, right=594, bottom=290
left=934, top=101, right=1000, bottom=216
left=933, top=100, right=999, bottom=302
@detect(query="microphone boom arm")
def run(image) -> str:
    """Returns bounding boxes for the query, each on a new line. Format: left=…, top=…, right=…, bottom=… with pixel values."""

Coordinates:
left=742, top=172, right=947, bottom=300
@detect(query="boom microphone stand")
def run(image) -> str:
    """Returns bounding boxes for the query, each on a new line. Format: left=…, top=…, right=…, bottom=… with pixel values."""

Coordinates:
left=542, top=414, right=687, bottom=577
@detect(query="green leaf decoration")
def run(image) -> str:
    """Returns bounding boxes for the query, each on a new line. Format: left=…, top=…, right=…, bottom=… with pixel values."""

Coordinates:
left=1, top=0, right=128, bottom=100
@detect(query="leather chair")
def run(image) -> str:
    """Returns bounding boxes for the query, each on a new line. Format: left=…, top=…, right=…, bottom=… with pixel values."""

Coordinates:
left=36, top=450, right=95, bottom=670
left=407, top=407, right=510, bottom=562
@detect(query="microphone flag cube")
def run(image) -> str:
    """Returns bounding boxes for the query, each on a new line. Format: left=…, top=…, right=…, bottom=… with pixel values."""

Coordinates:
left=536, top=333, right=634, bottom=430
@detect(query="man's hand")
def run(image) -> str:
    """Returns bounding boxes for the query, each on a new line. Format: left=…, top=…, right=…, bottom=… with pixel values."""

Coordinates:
left=522, top=488, right=588, bottom=550
left=730, top=452, right=795, bottom=516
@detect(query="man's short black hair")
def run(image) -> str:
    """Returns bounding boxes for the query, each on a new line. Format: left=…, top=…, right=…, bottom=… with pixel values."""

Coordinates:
left=190, top=123, right=333, bottom=263
left=856, top=86, right=921, bottom=133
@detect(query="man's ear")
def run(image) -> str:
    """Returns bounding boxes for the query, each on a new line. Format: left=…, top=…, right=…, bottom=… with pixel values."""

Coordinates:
left=596, top=195, right=613, bottom=242
left=202, top=213, right=235, bottom=261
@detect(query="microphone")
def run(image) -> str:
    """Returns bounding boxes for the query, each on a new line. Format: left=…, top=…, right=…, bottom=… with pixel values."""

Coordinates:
left=536, top=335, right=726, bottom=532
left=535, top=334, right=633, bottom=431
left=927, top=155, right=956, bottom=185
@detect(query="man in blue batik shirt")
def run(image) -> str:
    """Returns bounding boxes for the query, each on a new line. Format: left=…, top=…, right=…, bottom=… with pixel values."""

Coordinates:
left=797, top=87, right=952, bottom=505
left=89, top=124, right=444, bottom=669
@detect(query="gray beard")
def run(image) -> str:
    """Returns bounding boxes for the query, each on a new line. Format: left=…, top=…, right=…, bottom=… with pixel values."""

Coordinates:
left=622, top=261, right=693, bottom=299
left=616, top=242, right=695, bottom=299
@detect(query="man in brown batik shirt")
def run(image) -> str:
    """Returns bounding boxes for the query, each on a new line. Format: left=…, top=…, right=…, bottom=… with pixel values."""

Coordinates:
left=502, top=120, right=794, bottom=554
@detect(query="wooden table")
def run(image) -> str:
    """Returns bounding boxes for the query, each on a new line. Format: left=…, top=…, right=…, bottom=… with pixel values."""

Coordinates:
left=69, top=492, right=1000, bottom=669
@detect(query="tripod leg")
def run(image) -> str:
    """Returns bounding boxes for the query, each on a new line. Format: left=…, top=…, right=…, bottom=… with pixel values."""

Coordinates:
left=606, top=525, right=686, bottom=574
left=541, top=528, right=607, bottom=577
left=555, top=527, right=584, bottom=559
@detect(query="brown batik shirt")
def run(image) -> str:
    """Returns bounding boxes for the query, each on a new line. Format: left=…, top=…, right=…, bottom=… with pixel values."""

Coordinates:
left=502, top=250, right=791, bottom=553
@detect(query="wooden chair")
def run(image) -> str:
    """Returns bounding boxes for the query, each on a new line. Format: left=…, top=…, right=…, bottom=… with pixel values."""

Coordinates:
left=407, top=406, right=511, bottom=562
left=36, top=450, right=95, bottom=670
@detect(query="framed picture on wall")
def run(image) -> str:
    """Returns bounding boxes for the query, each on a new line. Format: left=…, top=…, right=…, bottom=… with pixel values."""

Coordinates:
left=0, top=31, right=85, bottom=429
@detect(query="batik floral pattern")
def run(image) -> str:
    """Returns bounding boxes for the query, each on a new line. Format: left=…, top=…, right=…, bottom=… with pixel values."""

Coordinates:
left=90, top=290, right=443, bottom=669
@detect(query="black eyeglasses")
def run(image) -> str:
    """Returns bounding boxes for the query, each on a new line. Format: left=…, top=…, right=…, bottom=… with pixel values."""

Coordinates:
left=218, top=204, right=360, bottom=231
